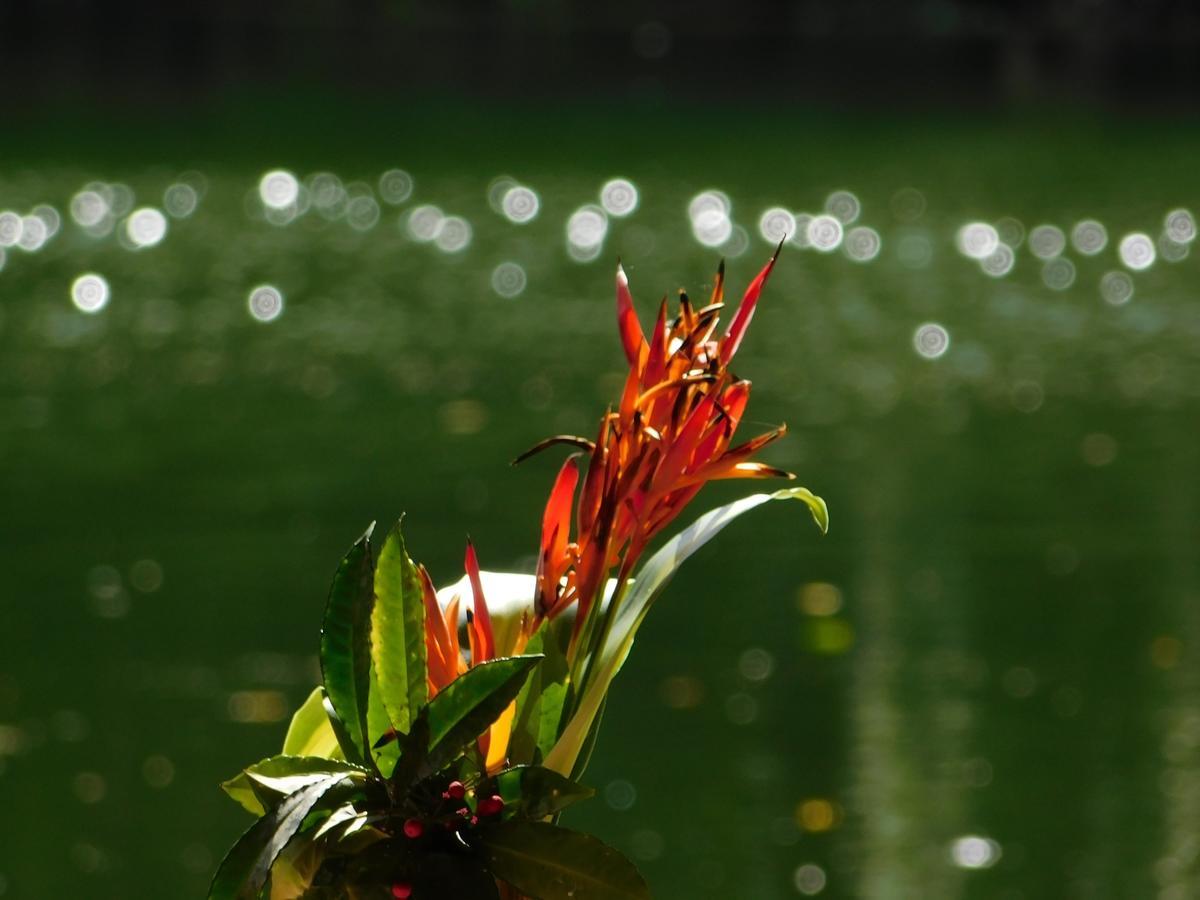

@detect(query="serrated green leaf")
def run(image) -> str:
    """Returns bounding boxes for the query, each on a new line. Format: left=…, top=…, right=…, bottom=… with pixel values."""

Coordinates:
left=221, top=756, right=368, bottom=817
left=367, top=664, right=401, bottom=779
left=493, top=766, right=594, bottom=820
left=425, top=655, right=543, bottom=773
left=370, top=520, right=427, bottom=737
left=281, top=687, right=342, bottom=760
left=319, top=526, right=376, bottom=765
left=546, top=487, right=826, bottom=778
left=478, top=820, right=649, bottom=900
left=208, top=774, right=348, bottom=900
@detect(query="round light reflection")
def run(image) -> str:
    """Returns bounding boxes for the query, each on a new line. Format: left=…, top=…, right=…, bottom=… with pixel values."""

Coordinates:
left=913, top=322, right=950, bottom=359
left=600, top=179, right=639, bottom=217
left=567, top=205, right=608, bottom=250
left=71, top=274, right=110, bottom=313
left=843, top=226, right=881, bottom=262
left=378, top=169, right=414, bottom=205
left=956, top=222, right=998, bottom=260
left=258, top=170, right=300, bottom=210
left=491, top=262, right=527, bottom=298
left=502, top=186, right=540, bottom=224
left=758, top=207, right=795, bottom=244
left=126, top=208, right=168, bottom=248
left=1119, top=233, right=1156, bottom=271
left=248, top=285, right=284, bottom=322
left=807, top=215, right=843, bottom=252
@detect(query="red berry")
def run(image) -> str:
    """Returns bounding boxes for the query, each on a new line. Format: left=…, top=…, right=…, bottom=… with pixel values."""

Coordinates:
left=391, top=884, right=412, bottom=899
left=403, top=818, right=423, bottom=839
left=477, top=794, right=505, bottom=817
left=446, top=780, right=466, bottom=801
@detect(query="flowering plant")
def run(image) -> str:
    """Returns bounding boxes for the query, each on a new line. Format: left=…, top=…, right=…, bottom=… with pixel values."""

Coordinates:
left=210, top=249, right=827, bottom=899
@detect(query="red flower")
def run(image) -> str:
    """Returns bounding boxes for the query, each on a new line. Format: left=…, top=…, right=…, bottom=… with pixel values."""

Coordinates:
left=528, top=248, right=793, bottom=632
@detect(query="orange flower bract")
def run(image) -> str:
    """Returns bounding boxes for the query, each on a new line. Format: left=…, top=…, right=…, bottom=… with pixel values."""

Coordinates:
left=530, top=247, right=794, bottom=632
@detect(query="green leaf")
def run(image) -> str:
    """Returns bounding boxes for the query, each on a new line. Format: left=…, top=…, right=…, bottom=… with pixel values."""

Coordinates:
left=478, top=821, right=649, bottom=900
left=390, top=707, right=431, bottom=792
left=208, top=774, right=349, bottom=899
left=281, top=687, right=342, bottom=759
left=545, top=487, right=827, bottom=777
left=367, top=664, right=401, bottom=778
left=370, top=519, right=427, bottom=736
left=221, top=756, right=368, bottom=817
left=425, top=655, right=543, bottom=772
left=493, top=766, right=594, bottom=820
left=312, top=802, right=360, bottom=840
left=319, top=525, right=376, bottom=765
left=510, top=619, right=571, bottom=766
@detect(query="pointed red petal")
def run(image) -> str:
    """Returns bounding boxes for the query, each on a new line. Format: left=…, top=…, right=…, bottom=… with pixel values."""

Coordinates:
left=616, top=264, right=648, bottom=370
left=722, top=245, right=781, bottom=361
left=464, top=541, right=494, bottom=661
left=535, top=457, right=579, bottom=616
left=643, top=298, right=670, bottom=389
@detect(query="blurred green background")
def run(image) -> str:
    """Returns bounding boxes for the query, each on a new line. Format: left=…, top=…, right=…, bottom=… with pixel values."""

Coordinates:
left=4, top=4, right=1200, bottom=899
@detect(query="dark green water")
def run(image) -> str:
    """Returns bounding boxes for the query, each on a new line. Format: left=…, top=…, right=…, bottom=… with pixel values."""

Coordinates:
left=3, top=111, right=1200, bottom=899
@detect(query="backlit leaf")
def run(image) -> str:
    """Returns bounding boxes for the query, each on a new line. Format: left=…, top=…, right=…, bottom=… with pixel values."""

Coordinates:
left=208, top=774, right=349, bottom=899
left=478, top=820, right=649, bottom=900
left=281, top=687, right=341, bottom=760
left=492, top=766, right=594, bottom=820
left=370, top=520, right=427, bottom=736
left=319, top=525, right=376, bottom=764
left=221, top=756, right=368, bottom=817
left=545, top=487, right=826, bottom=777
left=425, top=655, right=543, bottom=773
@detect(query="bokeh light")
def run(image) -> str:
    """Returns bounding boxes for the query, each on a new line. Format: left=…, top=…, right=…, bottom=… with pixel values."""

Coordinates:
left=1028, top=224, right=1066, bottom=259
left=125, top=208, right=168, bottom=248
left=163, top=183, right=198, bottom=218
left=1071, top=219, right=1108, bottom=255
left=981, top=243, right=1015, bottom=277
left=502, top=186, right=540, bottom=224
left=758, top=207, right=795, bottom=244
left=567, top=205, right=608, bottom=255
left=490, top=262, right=527, bottom=298
left=950, top=835, right=1002, bottom=869
left=806, top=215, right=843, bottom=252
left=1119, top=232, right=1156, bottom=270
left=71, top=274, right=110, bottom=313
left=70, top=190, right=109, bottom=228
left=843, top=225, right=881, bottom=262
left=1100, top=270, right=1134, bottom=305
left=378, top=169, right=414, bottom=205
left=258, top=170, right=300, bottom=210
left=247, top=285, right=284, bottom=322
left=434, top=216, right=472, bottom=253
left=913, top=322, right=950, bottom=359
left=1041, top=257, right=1076, bottom=291
left=1164, top=208, right=1196, bottom=244
left=407, top=205, right=445, bottom=242
left=824, top=190, right=860, bottom=224
left=600, top=178, right=639, bottom=217
left=956, top=222, right=998, bottom=260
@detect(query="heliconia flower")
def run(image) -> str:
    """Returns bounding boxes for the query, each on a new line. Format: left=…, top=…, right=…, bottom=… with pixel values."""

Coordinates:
left=523, top=247, right=794, bottom=631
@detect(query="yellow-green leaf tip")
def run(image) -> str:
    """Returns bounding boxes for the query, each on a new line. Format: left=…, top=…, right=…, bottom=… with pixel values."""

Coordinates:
left=773, top=486, right=829, bottom=534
